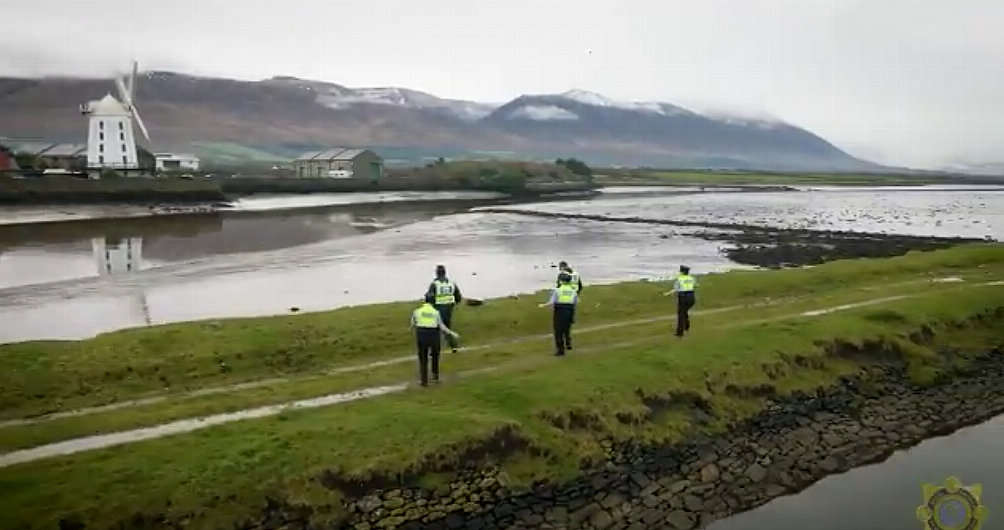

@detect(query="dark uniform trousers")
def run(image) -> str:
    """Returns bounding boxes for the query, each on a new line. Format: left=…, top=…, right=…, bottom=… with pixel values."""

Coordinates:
left=676, top=291, right=696, bottom=336
left=415, top=327, right=441, bottom=386
left=553, top=304, right=576, bottom=355
left=435, top=304, right=459, bottom=349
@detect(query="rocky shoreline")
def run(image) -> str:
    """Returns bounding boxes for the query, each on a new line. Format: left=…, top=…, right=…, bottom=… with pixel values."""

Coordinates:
left=694, top=227, right=991, bottom=269
left=257, top=313, right=1002, bottom=530
left=48, top=312, right=1004, bottom=530
left=475, top=208, right=992, bottom=268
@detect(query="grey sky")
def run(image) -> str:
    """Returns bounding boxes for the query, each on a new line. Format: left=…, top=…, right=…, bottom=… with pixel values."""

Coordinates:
left=1, top=0, right=1001, bottom=169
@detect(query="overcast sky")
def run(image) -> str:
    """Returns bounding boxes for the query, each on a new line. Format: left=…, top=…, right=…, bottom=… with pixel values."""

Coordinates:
left=1, top=0, right=1000, bottom=168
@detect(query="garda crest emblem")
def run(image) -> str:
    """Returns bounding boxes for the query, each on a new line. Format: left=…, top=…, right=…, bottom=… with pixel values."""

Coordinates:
left=916, top=476, right=988, bottom=530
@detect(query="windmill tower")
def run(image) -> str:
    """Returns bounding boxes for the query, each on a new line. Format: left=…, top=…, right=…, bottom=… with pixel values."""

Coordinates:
left=80, top=61, right=151, bottom=173
left=92, top=236, right=152, bottom=325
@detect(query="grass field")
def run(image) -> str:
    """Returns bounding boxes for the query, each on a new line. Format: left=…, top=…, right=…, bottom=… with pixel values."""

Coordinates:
left=0, top=246, right=1003, bottom=530
left=2, top=276, right=995, bottom=453
left=3, top=245, right=1002, bottom=423
left=592, top=169, right=959, bottom=187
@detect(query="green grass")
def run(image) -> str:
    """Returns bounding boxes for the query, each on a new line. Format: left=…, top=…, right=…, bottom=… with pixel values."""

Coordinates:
left=593, top=169, right=951, bottom=187
left=2, top=245, right=1002, bottom=421
left=1, top=278, right=1002, bottom=530
left=3, top=277, right=989, bottom=452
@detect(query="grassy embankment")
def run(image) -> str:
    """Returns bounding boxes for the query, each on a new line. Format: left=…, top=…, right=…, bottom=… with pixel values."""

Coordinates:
left=1, top=246, right=1003, bottom=530
left=592, top=169, right=985, bottom=187
left=0, top=175, right=227, bottom=205
left=0, top=161, right=595, bottom=205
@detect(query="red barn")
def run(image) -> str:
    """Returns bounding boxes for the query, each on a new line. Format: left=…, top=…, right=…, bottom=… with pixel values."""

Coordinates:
left=0, top=148, right=15, bottom=171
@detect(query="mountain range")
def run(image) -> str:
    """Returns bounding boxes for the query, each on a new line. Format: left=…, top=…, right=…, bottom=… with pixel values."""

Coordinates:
left=0, top=71, right=878, bottom=171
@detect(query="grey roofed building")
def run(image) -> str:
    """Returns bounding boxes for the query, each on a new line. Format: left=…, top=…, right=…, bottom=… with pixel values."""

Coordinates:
left=3, top=140, right=58, bottom=156
left=293, top=148, right=384, bottom=180
left=41, top=143, right=87, bottom=157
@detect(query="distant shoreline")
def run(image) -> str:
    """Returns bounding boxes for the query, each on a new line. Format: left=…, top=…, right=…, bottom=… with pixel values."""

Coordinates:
left=0, top=188, right=601, bottom=228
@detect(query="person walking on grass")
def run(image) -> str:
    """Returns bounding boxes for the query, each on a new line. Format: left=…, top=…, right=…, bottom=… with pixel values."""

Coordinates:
left=664, top=265, right=697, bottom=337
left=539, top=272, right=579, bottom=356
left=411, top=293, right=460, bottom=387
left=556, top=261, right=584, bottom=293
left=426, top=264, right=463, bottom=353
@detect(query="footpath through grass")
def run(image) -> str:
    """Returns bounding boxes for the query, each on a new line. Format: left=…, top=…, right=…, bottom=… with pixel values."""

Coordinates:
left=0, top=273, right=999, bottom=453
left=1, top=272, right=1002, bottom=530
left=1, top=245, right=1003, bottom=422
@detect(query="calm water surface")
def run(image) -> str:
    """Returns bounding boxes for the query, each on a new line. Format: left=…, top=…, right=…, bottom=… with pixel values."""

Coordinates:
left=0, top=186, right=1000, bottom=344
left=708, top=414, right=1003, bottom=530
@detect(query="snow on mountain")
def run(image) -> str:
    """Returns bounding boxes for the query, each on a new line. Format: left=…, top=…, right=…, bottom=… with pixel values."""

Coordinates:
left=266, top=77, right=496, bottom=121
left=509, top=105, right=579, bottom=121
left=267, top=77, right=780, bottom=127
left=264, top=77, right=812, bottom=137
left=557, top=89, right=692, bottom=117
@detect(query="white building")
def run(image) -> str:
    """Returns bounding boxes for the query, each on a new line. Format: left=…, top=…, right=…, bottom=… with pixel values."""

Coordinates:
left=82, top=94, right=140, bottom=169
left=154, top=153, right=201, bottom=172
left=92, top=237, right=143, bottom=275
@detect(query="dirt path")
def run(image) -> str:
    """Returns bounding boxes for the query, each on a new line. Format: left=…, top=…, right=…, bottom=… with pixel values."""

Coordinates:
left=1, top=278, right=998, bottom=469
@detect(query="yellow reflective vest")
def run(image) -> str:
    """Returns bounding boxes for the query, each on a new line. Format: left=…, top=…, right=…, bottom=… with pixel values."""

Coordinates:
left=432, top=280, right=456, bottom=305
left=413, top=303, right=440, bottom=328
left=555, top=284, right=578, bottom=305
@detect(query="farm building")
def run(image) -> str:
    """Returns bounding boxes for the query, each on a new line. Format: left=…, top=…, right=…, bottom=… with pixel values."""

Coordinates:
left=38, top=143, right=88, bottom=171
left=0, top=143, right=18, bottom=172
left=0, top=139, right=155, bottom=173
left=154, top=152, right=201, bottom=172
left=293, top=148, right=384, bottom=180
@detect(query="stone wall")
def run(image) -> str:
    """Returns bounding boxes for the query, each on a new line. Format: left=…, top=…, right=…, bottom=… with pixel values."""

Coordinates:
left=341, top=346, right=1004, bottom=530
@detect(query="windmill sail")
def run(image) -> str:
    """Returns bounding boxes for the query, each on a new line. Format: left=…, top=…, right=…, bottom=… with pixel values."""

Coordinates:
left=114, top=64, right=151, bottom=142
left=129, top=61, right=137, bottom=102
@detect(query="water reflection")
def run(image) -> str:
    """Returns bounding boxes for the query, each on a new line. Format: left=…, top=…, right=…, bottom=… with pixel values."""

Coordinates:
left=92, top=237, right=143, bottom=275
left=92, top=236, right=151, bottom=326
left=708, top=414, right=1004, bottom=530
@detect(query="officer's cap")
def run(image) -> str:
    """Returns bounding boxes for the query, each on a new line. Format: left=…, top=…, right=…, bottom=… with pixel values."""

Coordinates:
left=680, top=265, right=691, bottom=274
left=558, top=272, right=572, bottom=283
left=424, top=293, right=436, bottom=304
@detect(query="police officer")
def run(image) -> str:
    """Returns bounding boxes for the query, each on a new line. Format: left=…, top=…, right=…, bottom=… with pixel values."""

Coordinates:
left=556, top=261, right=584, bottom=293
left=426, top=265, right=463, bottom=353
left=539, top=272, right=579, bottom=356
left=664, top=265, right=697, bottom=337
left=411, top=293, right=460, bottom=387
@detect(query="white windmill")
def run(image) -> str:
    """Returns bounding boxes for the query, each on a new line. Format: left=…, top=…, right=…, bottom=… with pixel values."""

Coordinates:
left=80, top=61, right=151, bottom=173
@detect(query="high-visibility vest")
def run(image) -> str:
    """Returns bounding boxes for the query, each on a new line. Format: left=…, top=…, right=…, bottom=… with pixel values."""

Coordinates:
left=677, top=274, right=696, bottom=292
left=567, top=269, right=581, bottom=291
left=558, top=269, right=581, bottom=292
left=555, top=284, right=578, bottom=305
left=432, top=279, right=456, bottom=305
left=413, top=303, right=439, bottom=328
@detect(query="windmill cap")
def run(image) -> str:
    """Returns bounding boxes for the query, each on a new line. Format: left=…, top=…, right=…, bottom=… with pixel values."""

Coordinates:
left=87, top=94, right=130, bottom=116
